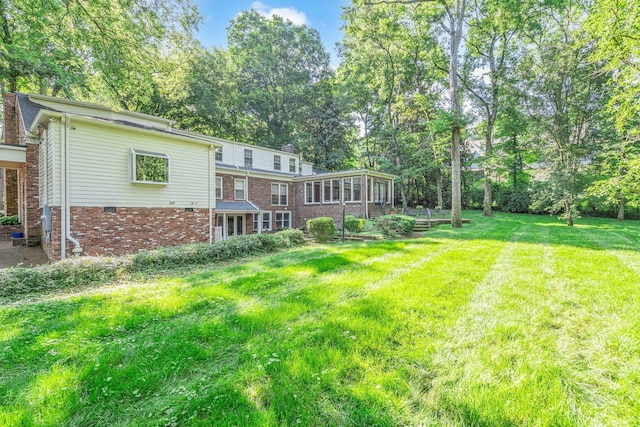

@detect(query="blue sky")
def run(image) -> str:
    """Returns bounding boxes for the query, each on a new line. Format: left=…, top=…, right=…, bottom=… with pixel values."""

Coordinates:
left=193, top=1, right=349, bottom=67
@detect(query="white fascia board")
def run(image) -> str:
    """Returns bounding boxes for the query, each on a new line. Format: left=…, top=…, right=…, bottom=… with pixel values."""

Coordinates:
left=29, top=111, right=221, bottom=148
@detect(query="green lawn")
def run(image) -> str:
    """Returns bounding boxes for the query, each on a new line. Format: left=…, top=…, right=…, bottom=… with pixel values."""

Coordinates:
left=2, top=212, right=640, bottom=426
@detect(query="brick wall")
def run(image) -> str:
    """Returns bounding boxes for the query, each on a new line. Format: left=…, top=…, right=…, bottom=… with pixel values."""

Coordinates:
left=4, top=169, right=18, bottom=216
left=24, top=143, right=40, bottom=240
left=0, top=224, right=23, bottom=240
left=217, top=172, right=293, bottom=231
left=44, top=207, right=212, bottom=259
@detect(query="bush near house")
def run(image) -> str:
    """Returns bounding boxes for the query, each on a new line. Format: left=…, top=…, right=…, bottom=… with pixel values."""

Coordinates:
left=344, top=215, right=366, bottom=233
left=0, top=215, right=20, bottom=225
left=376, top=214, right=416, bottom=238
left=306, top=217, right=336, bottom=243
left=0, top=229, right=306, bottom=298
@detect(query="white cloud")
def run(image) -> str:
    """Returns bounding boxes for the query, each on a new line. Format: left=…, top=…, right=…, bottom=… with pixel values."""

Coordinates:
left=250, top=1, right=308, bottom=25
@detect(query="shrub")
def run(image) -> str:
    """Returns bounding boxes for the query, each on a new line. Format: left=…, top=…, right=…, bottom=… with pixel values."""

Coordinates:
left=306, top=217, right=336, bottom=243
left=344, top=215, right=365, bottom=233
left=0, top=230, right=307, bottom=298
left=375, top=214, right=416, bottom=238
left=0, top=215, right=19, bottom=225
left=130, top=229, right=307, bottom=270
left=0, top=256, right=129, bottom=298
left=494, top=183, right=532, bottom=213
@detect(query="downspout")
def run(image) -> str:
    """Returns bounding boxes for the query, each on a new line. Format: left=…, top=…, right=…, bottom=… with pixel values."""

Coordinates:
left=209, top=145, right=213, bottom=243
left=61, top=113, right=82, bottom=257
left=364, top=173, right=369, bottom=219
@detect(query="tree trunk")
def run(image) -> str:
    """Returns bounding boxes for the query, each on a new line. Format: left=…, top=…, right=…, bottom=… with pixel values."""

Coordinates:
left=482, top=118, right=493, bottom=216
left=451, top=125, right=463, bottom=227
left=437, top=173, right=443, bottom=208
left=565, top=200, right=574, bottom=227
left=617, top=197, right=625, bottom=221
left=448, top=0, right=466, bottom=229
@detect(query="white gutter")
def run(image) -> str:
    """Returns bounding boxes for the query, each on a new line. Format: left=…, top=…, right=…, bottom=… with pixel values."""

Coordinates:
left=60, top=113, right=82, bottom=258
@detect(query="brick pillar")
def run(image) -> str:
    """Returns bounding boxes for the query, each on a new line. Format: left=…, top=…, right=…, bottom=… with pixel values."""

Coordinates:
left=4, top=169, right=18, bottom=216
left=24, top=143, right=40, bottom=242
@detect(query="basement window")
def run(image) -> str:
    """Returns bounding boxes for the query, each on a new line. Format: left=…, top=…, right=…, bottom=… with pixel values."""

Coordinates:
left=130, top=149, right=170, bottom=184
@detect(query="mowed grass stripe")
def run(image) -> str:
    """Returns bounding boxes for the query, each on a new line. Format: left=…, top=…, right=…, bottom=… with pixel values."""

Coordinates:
left=2, top=213, right=640, bottom=426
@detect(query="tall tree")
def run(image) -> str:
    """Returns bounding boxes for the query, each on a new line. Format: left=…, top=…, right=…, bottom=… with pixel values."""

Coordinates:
left=344, top=0, right=466, bottom=225
left=0, top=0, right=200, bottom=107
left=227, top=10, right=332, bottom=150
left=522, top=1, right=608, bottom=226
left=462, top=0, right=530, bottom=216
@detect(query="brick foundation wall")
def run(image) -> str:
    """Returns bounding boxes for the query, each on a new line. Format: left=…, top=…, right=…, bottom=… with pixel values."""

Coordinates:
left=0, top=224, right=23, bottom=240
left=45, top=207, right=212, bottom=259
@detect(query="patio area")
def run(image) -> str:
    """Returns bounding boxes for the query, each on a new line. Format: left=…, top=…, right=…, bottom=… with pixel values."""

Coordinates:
left=0, top=240, right=49, bottom=269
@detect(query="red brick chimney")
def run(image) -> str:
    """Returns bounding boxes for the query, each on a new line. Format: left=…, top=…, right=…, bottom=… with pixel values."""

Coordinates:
left=281, top=143, right=295, bottom=154
left=2, top=92, right=18, bottom=145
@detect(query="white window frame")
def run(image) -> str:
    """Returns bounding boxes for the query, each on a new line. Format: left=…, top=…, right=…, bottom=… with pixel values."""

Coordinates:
left=253, top=211, right=272, bottom=232
left=244, top=149, right=253, bottom=168
left=343, top=177, right=362, bottom=203
left=235, top=178, right=246, bottom=200
left=305, top=181, right=321, bottom=204
left=322, top=179, right=341, bottom=204
left=274, top=155, right=281, bottom=171
left=215, top=176, right=223, bottom=199
left=130, top=149, right=170, bottom=184
left=289, top=158, right=296, bottom=173
left=271, top=183, right=288, bottom=206
left=215, top=147, right=222, bottom=162
left=275, top=211, right=291, bottom=229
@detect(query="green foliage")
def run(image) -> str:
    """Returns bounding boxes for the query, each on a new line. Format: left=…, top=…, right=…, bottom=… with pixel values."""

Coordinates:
left=1, top=0, right=200, bottom=105
left=344, top=215, right=366, bottom=233
left=0, top=257, right=128, bottom=298
left=129, top=230, right=306, bottom=270
left=493, top=183, right=532, bottom=213
left=0, top=230, right=306, bottom=298
left=375, top=214, right=416, bottom=238
left=0, top=215, right=19, bottom=225
left=306, top=217, right=336, bottom=243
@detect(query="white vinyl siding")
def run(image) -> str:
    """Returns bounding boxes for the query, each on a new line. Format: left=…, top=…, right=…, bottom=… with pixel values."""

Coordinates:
left=213, top=140, right=301, bottom=173
left=301, top=162, right=313, bottom=176
left=67, top=121, right=211, bottom=207
left=32, top=97, right=170, bottom=130
left=38, top=129, right=47, bottom=207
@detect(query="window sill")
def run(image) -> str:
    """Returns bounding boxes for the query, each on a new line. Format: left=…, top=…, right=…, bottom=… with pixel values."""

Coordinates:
left=130, top=180, right=169, bottom=185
